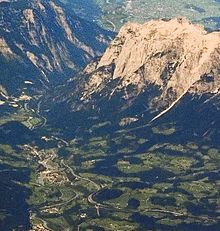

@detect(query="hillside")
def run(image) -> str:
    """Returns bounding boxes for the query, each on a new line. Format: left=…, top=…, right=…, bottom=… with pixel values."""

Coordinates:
left=0, top=0, right=113, bottom=94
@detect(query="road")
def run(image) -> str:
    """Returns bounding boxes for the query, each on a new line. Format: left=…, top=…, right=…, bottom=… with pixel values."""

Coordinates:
left=41, top=192, right=79, bottom=211
left=62, top=160, right=185, bottom=215
left=23, top=98, right=47, bottom=130
left=106, top=19, right=116, bottom=32
left=61, top=160, right=101, bottom=190
left=104, top=0, right=117, bottom=32
left=24, top=91, right=217, bottom=229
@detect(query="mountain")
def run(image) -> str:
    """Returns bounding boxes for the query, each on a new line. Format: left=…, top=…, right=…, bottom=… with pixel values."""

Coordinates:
left=0, top=0, right=114, bottom=95
left=0, top=17, right=220, bottom=231
left=33, top=18, right=220, bottom=230
left=45, top=18, right=220, bottom=136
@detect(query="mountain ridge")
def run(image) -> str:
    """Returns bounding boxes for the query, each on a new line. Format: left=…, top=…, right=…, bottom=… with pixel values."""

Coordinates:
left=84, top=18, right=220, bottom=101
left=48, top=18, right=219, bottom=123
left=0, top=0, right=114, bottom=94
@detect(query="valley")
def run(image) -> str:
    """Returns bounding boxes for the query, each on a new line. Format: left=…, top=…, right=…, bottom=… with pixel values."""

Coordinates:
left=0, top=95, right=219, bottom=230
left=62, top=0, right=220, bottom=31
left=0, top=1, right=220, bottom=231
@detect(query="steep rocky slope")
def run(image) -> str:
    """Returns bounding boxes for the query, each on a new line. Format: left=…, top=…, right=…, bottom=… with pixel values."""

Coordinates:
left=83, top=18, right=219, bottom=109
left=45, top=18, right=219, bottom=133
left=0, top=0, right=113, bottom=94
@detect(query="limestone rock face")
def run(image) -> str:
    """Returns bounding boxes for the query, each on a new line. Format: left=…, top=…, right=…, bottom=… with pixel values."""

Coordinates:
left=43, top=18, right=220, bottom=135
left=77, top=18, right=220, bottom=118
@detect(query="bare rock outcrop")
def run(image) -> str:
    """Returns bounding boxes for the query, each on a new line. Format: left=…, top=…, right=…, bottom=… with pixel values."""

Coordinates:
left=79, top=18, right=220, bottom=118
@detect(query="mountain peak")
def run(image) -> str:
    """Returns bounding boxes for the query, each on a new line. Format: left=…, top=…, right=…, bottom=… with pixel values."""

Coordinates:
left=98, top=17, right=219, bottom=86
left=80, top=18, right=219, bottom=118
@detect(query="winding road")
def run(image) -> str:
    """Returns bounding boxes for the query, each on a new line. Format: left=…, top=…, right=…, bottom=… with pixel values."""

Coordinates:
left=61, top=160, right=101, bottom=191
left=27, top=92, right=217, bottom=230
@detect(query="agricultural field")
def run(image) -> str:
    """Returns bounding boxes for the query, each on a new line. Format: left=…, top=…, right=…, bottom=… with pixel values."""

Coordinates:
left=62, top=0, right=220, bottom=31
left=1, top=110, right=219, bottom=230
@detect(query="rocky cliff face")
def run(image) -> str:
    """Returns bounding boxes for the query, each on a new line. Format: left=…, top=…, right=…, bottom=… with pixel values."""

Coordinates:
left=83, top=18, right=219, bottom=108
left=66, top=19, right=219, bottom=112
left=0, top=0, right=113, bottom=94
left=46, top=18, right=219, bottom=132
